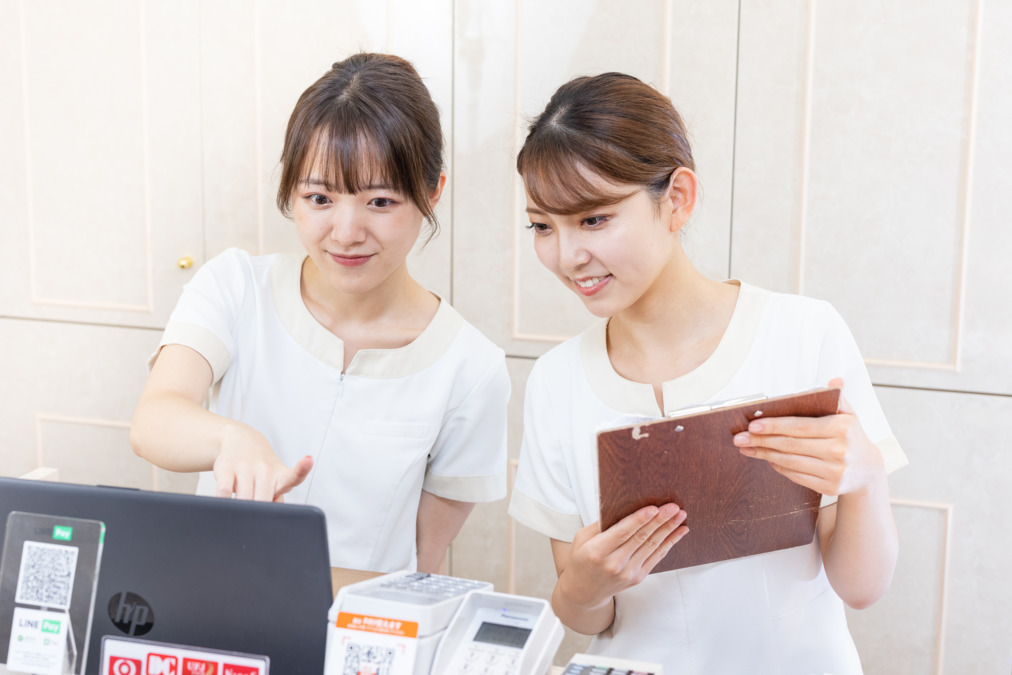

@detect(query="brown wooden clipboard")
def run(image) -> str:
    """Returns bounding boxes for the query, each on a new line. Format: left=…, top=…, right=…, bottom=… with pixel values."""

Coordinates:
left=597, top=387, right=840, bottom=573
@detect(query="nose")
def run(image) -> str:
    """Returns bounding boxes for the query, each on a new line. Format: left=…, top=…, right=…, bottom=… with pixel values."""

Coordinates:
left=328, top=204, right=366, bottom=246
left=557, top=227, right=591, bottom=272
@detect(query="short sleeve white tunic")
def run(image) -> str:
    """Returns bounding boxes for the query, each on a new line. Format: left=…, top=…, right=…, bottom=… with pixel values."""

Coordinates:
left=508, top=282, right=907, bottom=674
left=155, top=248, right=509, bottom=572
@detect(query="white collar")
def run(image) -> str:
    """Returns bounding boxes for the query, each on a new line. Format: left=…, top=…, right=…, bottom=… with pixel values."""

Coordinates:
left=580, top=281, right=768, bottom=416
left=270, top=254, right=463, bottom=377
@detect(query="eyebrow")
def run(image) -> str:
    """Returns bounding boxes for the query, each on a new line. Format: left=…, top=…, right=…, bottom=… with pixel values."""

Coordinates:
left=525, top=206, right=547, bottom=215
left=299, top=179, right=394, bottom=191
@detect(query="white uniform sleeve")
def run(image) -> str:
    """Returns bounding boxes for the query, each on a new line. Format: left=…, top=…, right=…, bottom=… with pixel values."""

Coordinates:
left=422, top=354, right=510, bottom=503
left=508, top=359, right=585, bottom=542
left=149, top=248, right=249, bottom=383
left=812, top=301, right=909, bottom=505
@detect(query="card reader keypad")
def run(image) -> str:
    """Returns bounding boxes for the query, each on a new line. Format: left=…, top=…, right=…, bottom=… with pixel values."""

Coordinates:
left=450, top=643, right=522, bottom=675
left=370, top=572, right=487, bottom=603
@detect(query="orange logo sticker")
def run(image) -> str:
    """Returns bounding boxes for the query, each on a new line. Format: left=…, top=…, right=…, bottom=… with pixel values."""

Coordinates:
left=336, top=612, right=419, bottom=638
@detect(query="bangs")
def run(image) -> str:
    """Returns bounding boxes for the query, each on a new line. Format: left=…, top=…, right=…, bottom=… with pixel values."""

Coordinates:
left=518, top=135, right=636, bottom=215
left=297, top=128, right=403, bottom=197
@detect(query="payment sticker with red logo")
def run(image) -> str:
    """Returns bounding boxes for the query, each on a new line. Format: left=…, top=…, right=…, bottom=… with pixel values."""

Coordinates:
left=100, top=635, right=269, bottom=675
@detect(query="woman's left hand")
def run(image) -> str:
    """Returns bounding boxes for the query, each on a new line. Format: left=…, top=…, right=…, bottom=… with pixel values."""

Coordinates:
left=732, top=378, right=885, bottom=497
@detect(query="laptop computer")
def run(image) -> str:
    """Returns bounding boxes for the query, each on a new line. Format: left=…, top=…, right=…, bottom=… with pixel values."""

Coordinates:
left=0, top=477, right=332, bottom=674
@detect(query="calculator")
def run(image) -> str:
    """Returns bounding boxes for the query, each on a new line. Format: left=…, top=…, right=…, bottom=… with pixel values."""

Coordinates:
left=561, top=653, right=663, bottom=675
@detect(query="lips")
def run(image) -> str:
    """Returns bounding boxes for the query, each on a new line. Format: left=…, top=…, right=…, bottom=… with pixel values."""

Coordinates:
left=329, top=252, right=373, bottom=267
left=573, top=274, right=611, bottom=296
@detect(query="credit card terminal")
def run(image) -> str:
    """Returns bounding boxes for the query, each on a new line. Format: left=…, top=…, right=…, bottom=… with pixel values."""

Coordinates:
left=430, top=590, right=563, bottom=675
left=336, top=571, right=491, bottom=635
left=325, top=571, right=564, bottom=675
left=325, top=571, right=492, bottom=675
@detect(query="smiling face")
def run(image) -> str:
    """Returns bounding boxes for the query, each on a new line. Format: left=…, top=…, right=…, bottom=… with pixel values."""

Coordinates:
left=515, top=73, right=701, bottom=319
left=291, top=151, right=442, bottom=301
left=524, top=169, right=696, bottom=319
left=526, top=186, right=671, bottom=319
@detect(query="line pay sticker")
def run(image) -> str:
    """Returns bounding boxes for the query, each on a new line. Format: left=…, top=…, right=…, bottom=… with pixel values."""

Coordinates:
left=5, top=606, right=70, bottom=675
left=1, top=512, right=106, bottom=674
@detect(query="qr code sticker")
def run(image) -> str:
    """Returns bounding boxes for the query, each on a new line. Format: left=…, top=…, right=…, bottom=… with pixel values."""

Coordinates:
left=342, top=642, right=395, bottom=675
left=14, top=540, right=79, bottom=609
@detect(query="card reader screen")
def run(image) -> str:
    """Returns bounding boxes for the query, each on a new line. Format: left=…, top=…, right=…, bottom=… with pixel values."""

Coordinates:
left=474, top=622, right=532, bottom=649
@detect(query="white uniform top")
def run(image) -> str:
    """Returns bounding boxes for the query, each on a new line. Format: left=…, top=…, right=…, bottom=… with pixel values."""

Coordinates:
left=509, top=282, right=908, bottom=675
left=154, top=248, right=509, bottom=572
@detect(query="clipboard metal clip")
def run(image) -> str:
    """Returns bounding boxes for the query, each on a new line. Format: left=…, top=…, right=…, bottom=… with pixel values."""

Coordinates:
left=664, top=393, right=767, bottom=418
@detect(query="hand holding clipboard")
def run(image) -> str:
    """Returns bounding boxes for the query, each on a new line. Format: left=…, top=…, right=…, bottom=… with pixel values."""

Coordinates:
left=597, top=387, right=841, bottom=573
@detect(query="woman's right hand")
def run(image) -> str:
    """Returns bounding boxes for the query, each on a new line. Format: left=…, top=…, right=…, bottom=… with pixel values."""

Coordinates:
left=132, top=344, right=314, bottom=503
left=214, top=423, right=314, bottom=502
left=551, top=503, right=688, bottom=634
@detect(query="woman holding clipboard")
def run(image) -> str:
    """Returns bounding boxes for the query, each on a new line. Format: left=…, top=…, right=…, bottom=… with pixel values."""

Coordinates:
left=507, top=73, right=908, bottom=672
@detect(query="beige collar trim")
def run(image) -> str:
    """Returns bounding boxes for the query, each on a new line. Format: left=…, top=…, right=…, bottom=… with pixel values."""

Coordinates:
left=271, top=254, right=463, bottom=377
left=580, top=281, right=769, bottom=417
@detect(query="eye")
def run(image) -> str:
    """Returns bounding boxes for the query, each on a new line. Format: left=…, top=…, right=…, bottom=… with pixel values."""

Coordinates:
left=368, top=197, right=397, bottom=208
left=526, top=222, right=551, bottom=235
left=306, top=193, right=330, bottom=206
left=581, top=215, right=608, bottom=228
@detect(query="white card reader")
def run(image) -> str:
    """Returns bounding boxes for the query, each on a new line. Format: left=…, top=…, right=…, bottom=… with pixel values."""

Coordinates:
left=325, top=571, right=492, bottom=675
left=430, top=590, right=563, bottom=675
left=325, top=571, right=564, bottom=675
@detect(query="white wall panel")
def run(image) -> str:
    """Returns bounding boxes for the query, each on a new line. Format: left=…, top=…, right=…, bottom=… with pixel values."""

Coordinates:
left=453, top=0, right=739, bottom=356
left=0, top=0, right=203, bottom=328
left=198, top=0, right=262, bottom=259
left=733, top=0, right=1010, bottom=394
left=37, top=416, right=152, bottom=489
left=847, top=500, right=950, bottom=674
left=802, top=1, right=975, bottom=370
left=23, top=1, right=150, bottom=309
left=669, top=3, right=739, bottom=284
left=868, top=385, right=1012, bottom=673
left=0, top=318, right=194, bottom=493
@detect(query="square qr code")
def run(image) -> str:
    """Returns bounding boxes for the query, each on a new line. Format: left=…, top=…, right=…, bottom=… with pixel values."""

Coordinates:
left=342, top=641, right=396, bottom=675
left=15, top=540, right=79, bottom=609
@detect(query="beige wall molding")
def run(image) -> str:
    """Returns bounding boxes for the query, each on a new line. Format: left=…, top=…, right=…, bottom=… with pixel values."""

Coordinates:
left=890, top=497, right=953, bottom=675
left=795, top=0, right=982, bottom=373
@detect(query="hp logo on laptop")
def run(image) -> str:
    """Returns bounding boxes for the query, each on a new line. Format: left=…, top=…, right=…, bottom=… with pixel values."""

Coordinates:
left=108, top=591, right=155, bottom=636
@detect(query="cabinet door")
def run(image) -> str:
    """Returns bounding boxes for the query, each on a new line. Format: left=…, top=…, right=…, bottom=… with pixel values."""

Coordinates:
left=451, top=0, right=740, bottom=357
left=731, top=0, right=1011, bottom=395
left=0, top=0, right=204, bottom=329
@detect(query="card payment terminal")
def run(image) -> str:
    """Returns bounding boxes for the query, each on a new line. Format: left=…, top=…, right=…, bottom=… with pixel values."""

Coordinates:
left=430, top=588, right=562, bottom=674
left=324, top=571, right=563, bottom=675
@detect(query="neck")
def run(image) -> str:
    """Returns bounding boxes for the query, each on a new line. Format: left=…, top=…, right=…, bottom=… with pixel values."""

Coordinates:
left=607, top=245, right=738, bottom=368
left=300, top=257, right=429, bottom=327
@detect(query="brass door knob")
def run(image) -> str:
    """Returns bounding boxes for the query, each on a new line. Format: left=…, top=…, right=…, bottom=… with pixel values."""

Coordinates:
left=177, top=256, right=194, bottom=270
